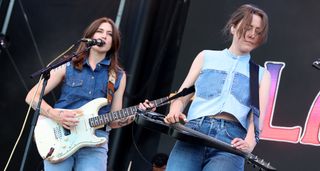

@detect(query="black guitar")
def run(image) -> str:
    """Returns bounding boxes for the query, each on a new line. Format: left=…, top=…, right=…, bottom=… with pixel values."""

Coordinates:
left=135, top=111, right=277, bottom=171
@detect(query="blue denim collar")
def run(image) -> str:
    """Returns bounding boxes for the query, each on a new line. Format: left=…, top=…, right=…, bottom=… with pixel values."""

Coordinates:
left=83, top=56, right=111, bottom=67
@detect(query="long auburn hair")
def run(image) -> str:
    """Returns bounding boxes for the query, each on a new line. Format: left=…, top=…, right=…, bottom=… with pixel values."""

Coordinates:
left=73, top=17, right=122, bottom=72
left=223, top=4, right=269, bottom=45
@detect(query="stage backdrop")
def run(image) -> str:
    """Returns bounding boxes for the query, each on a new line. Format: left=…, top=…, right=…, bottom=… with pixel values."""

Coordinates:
left=1, top=0, right=320, bottom=171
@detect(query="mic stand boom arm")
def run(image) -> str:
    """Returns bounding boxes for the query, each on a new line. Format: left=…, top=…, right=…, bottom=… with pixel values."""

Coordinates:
left=19, top=46, right=90, bottom=171
left=30, top=46, right=90, bottom=78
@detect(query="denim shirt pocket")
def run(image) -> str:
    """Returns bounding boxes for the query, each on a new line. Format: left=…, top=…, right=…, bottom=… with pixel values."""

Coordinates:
left=64, top=79, right=86, bottom=100
left=231, top=72, right=250, bottom=106
left=195, top=69, right=227, bottom=100
left=66, top=79, right=83, bottom=87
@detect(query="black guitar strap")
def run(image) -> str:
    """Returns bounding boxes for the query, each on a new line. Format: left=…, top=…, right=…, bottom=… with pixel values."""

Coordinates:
left=161, top=85, right=195, bottom=105
left=249, top=60, right=260, bottom=143
left=137, top=86, right=195, bottom=118
left=142, top=86, right=195, bottom=112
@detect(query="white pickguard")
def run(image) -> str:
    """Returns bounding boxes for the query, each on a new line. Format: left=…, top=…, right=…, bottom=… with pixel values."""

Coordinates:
left=34, top=98, right=108, bottom=163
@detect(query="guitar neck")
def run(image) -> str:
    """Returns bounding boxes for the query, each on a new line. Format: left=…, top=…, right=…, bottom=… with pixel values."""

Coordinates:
left=88, top=96, right=169, bottom=127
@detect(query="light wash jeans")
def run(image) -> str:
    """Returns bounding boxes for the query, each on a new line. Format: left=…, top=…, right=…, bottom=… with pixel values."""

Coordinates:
left=166, top=117, right=246, bottom=171
left=44, top=130, right=109, bottom=171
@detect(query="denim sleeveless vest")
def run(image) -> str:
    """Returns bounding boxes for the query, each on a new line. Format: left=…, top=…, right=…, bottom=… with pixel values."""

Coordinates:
left=188, top=49, right=264, bottom=130
left=54, top=57, right=123, bottom=115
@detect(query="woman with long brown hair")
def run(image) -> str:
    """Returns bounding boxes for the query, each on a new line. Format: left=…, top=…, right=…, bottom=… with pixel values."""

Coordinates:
left=26, top=17, right=132, bottom=170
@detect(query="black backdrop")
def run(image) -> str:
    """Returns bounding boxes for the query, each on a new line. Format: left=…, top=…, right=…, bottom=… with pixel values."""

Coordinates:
left=1, top=0, right=320, bottom=171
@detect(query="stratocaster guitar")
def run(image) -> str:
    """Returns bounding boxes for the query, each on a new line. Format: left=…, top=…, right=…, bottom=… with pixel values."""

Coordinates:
left=135, top=111, right=277, bottom=171
left=34, top=96, right=170, bottom=163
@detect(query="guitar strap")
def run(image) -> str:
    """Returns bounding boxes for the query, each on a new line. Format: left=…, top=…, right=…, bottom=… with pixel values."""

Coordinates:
left=161, top=85, right=195, bottom=104
left=141, top=86, right=196, bottom=112
left=249, top=60, right=260, bottom=143
left=107, top=69, right=117, bottom=104
left=95, top=69, right=117, bottom=131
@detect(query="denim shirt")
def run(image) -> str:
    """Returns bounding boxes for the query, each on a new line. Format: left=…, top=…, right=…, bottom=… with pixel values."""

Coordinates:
left=54, top=57, right=123, bottom=116
left=188, top=49, right=264, bottom=130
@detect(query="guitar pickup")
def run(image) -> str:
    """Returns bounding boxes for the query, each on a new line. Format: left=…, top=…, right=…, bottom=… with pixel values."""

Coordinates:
left=63, top=128, right=71, bottom=136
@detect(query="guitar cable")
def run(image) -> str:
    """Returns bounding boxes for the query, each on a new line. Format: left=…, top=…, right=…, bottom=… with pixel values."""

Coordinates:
left=128, top=86, right=195, bottom=169
left=44, top=147, right=55, bottom=159
left=131, top=121, right=153, bottom=169
left=3, top=74, right=43, bottom=171
left=3, top=45, right=75, bottom=171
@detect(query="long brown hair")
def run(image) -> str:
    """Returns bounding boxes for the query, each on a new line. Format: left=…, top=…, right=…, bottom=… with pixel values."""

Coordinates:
left=223, top=4, right=269, bottom=45
left=73, top=17, right=122, bottom=72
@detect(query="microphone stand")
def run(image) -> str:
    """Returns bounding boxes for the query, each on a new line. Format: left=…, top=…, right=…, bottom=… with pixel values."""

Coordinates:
left=19, top=46, right=91, bottom=171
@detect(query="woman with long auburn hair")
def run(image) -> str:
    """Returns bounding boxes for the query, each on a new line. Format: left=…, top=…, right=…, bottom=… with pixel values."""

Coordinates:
left=25, top=17, right=135, bottom=170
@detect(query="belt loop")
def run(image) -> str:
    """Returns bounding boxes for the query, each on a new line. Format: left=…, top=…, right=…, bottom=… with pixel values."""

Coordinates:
left=199, top=116, right=205, bottom=126
left=221, top=119, right=225, bottom=128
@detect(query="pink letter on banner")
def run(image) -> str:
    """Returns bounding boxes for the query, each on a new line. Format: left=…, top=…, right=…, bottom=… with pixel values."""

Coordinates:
left=300, top=91, right=320, bottom=145
left=260, top=61, right=302, bottom=143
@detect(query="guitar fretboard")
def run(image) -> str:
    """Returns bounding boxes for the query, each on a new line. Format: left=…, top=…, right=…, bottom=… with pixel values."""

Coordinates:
left=88, top=96, right=169, bottom=127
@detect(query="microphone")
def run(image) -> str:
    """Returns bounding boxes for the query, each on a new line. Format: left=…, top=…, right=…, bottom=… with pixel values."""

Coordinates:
left=80, top=38, right=105, bottom=47
left=313, top=58, right=320, bottom=70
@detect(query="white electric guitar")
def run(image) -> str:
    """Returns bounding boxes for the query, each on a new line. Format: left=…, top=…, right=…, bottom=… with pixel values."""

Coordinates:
left=34, top=97, right=169, bottom=163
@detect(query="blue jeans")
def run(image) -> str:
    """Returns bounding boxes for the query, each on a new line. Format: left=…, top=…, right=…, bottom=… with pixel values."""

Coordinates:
left=166, top=117, right=246, bottom=171
left=44, top=130, right=109, bottom=171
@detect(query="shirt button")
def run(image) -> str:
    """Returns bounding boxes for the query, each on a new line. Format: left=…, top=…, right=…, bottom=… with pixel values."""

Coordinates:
left=91, top=76, right=94, bottom=79
left=89, top=91, right=92, bottom=94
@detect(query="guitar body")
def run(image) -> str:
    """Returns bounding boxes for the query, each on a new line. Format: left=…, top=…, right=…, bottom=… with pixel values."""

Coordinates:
left=34, top=94, right=171, bottom=163
left=34, top=98, right=109, bottom=163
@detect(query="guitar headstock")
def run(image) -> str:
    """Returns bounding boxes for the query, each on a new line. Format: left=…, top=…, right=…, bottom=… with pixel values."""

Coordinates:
left=246, top=153, right=277, bottom=171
